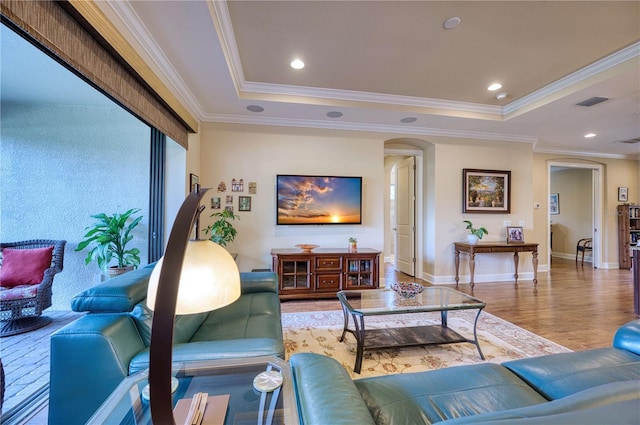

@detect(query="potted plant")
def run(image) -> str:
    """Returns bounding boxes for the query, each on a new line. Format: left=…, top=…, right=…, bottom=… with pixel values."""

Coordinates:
left=463, top=220, right=488, bottom=245
left=203, top=209, right=239, bottom=247
left=349, top=237, right=357, bottom=252
left=76, top=208, right=143, bottom=278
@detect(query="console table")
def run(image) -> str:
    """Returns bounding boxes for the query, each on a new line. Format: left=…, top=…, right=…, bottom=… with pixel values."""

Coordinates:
left=454, top=242, right=539, bottom=288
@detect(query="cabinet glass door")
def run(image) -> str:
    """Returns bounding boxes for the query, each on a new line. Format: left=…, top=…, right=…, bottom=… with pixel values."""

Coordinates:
left=345, top=258, right=374, bottom=288
left=280, top=259, right=311, bottom=290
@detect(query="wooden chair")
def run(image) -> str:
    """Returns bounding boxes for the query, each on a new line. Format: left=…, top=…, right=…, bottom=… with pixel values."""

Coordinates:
left=0, top=239, right=66, bottom=337
left=576, top=238, right=593, bottom=266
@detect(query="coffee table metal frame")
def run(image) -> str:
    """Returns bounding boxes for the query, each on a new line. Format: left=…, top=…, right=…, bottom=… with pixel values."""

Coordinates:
left=87, top=355, right=298, bottom=425
left=337, top=286, right=486, bottom=373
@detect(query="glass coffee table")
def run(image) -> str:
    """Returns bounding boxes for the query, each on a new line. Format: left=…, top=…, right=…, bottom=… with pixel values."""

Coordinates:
left=337, top=286, right=486, bottom=373
left=87, top=356, right=298, bottom=425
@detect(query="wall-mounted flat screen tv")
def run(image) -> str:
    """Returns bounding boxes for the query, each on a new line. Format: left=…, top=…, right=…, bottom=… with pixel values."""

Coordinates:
left=276, top=175, right=362, bottom=225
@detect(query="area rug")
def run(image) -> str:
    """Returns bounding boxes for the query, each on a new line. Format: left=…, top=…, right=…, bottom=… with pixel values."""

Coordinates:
left=282, top=310, right=571, bottom=379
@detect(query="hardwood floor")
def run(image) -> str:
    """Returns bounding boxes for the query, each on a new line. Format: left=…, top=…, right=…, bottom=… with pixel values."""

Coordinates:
left=281, top=258, right=638, bottom=351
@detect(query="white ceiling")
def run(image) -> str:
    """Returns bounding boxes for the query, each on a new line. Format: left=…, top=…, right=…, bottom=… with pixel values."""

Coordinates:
left=3, top=1, right=640, bottom=158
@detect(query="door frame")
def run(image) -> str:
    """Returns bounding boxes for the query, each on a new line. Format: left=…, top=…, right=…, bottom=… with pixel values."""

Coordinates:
left=385, top=148, right=423, bottom=279
left=547, top=161, right=603, bottom=268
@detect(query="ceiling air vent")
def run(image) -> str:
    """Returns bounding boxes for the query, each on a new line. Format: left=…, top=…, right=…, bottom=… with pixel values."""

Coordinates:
left=616, top=138, right=640, bottom=144
left=575, top=97, right=609, bottom=107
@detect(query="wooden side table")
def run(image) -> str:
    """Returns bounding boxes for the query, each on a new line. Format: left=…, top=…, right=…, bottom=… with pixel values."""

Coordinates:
left=454, top=242, right=539, bottom=288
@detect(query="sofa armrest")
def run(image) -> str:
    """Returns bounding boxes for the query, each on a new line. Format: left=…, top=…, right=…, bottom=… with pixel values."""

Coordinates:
left=240, top=271, right=278, bottom=294
left=49, top=314, right=145, bottom=425
left=129, top=338, right=284, bottom=374
left=70, top=263, right=155, bottom=312
left=613, top=319, right=640, bottom=356
left=289, top=353, right=376, bottom=425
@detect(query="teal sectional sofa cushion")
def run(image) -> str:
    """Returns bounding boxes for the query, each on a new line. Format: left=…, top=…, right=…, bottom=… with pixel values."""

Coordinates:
left=354, top=363, right=547, bottom=425
left=49, top=266, right=283, bottom=425
left=290, top=320, right=640, bottom=425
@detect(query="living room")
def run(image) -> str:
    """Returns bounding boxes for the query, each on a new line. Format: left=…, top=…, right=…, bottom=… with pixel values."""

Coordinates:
left=1, top=1, right=639, bottom=424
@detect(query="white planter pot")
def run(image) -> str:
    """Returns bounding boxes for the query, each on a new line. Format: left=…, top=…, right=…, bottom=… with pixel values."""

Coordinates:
left=467, top=234, right=479, bottom=244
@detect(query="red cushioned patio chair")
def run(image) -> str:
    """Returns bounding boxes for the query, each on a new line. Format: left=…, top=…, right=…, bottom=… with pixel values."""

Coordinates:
left=0, top=240, right=66, bottom=337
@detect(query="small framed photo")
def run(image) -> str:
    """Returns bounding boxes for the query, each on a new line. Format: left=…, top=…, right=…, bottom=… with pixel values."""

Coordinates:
left=211, top=197, right=221, bottom=209
left=189, top=173, right=199, bottom=192
left=618, top=187, right=628, bottom=202
left=549, top=193, right=559, bottom=215
left=248, top=182, right=257, bottom=194
left=225, top=195, right=233, bottom=204
left=239, top=196, right=251, bottom=211
left=507, top=226, right=524, bottom=244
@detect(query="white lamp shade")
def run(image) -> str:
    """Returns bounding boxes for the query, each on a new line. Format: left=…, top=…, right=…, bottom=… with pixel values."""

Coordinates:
left=147, top=239, right=241, bottom=315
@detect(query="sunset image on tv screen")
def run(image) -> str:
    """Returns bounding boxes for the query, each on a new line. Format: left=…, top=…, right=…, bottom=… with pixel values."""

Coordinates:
left=277, top=175, right=362, bottom=224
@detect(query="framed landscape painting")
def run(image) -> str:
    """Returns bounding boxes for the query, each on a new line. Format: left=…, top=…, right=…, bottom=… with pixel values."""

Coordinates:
left=462, top=169, right=511, bottom=213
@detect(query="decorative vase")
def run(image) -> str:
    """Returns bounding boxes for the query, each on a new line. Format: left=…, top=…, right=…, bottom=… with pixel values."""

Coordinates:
left=467, top=234, right=479, bottom=245
left=349, top=242, right=357, bottom=252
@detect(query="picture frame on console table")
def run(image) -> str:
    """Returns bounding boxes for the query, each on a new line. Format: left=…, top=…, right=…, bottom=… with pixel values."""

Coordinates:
left=462, top=169, right=511, bottom=213
left=507, top=226, right=524, bottom=244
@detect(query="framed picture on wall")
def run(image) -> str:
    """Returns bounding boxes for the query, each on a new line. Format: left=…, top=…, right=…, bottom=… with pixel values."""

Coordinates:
left=550, top=193, right=559, bottom=215
left=189, top=173, right=199, bottom=192
left=619, top=187, right=628, bottom=202
left=239, top=196, right=251, bottom=211
left=462, top=169, right=511, bottom=213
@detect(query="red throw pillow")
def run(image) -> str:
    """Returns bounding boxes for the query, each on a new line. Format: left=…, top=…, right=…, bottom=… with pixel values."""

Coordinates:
left=0, top=246, right=54, bottom=288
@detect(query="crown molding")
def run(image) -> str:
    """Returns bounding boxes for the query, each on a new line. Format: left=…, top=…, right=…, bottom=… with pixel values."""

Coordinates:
left=202, top=112, right=536, bottom=144
left=69, top=0, right=198, bottom=131
left=104, top=0, right=208, bottom=122
left=504, top=41, right=640, bottom=117
left=533, top=146, right=637, bottom=160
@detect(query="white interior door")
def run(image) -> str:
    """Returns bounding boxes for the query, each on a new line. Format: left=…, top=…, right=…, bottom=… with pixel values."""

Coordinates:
left=394, top=156, right=416, bottom=276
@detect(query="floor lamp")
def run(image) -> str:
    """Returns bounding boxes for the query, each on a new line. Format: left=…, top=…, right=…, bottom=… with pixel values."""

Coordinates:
left=146, top=188, right=241, bottom=424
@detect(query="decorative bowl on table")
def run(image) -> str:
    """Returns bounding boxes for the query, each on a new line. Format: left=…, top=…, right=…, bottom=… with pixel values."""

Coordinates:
left=295, top=244, right=319, bottom=253
left=390, top=282, right=425, bottom=299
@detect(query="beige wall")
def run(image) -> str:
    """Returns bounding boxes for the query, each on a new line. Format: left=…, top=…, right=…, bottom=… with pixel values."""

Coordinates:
left=532, top=154, right=639, bottom=269
left=549, top=168, right=592, bottom=259
left=191, top=123, right=638, bottom=280
left=198, top=123, right=385, bottom=273
left=426, top=139, right=536, bottom=283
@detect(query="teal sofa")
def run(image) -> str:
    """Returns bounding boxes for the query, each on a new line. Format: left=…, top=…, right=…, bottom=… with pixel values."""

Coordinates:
left=290, top=320, right=640, bottom=424
left=48, top=264, right=283, bottom=425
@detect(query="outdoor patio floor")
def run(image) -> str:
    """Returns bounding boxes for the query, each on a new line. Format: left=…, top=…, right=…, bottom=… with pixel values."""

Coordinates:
left=1, top=311, right=83, bottom=424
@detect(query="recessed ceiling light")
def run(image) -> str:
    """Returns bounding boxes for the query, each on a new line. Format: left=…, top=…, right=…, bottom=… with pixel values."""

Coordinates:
left=584, top=133, right=597, bottom=138
left=400, top=117, right=417, bottom=123
left=326, top=111, right=343, bottom=118
left=246, top=105, right=264, bottom=113
left=496, top=93, right=508, bottom=100
left=290, top=59, right=305, bottom=70
left=488, top=83, right=502, bottom=91
left=443, top=17, right=461, bottom=30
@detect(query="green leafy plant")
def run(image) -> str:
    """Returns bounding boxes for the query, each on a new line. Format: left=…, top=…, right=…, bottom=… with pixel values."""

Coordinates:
left=76, top=208, right=143, bottom=272
left=203, top=209, right=239, bottom=247
left=463, top=220, right=488, bottom=239
left=349, top=237, right=357, bottom=243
